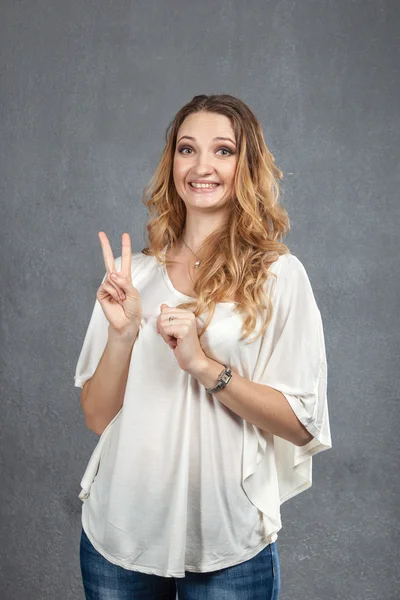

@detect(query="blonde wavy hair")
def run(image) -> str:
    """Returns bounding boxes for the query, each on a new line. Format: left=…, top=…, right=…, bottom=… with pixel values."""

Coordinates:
left=141, top=94, right=291, bottom=344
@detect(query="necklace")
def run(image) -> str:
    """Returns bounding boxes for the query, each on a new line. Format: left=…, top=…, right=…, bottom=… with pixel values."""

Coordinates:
left=181, top=238, right=200, bottom=268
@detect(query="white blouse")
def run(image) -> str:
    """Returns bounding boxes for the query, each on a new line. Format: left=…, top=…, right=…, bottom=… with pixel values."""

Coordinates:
left=74, top=248, right=332, bottom=578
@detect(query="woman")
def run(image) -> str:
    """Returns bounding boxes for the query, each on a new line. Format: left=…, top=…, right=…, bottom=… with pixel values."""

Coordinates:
left=74, top=94, right=332, bottom=600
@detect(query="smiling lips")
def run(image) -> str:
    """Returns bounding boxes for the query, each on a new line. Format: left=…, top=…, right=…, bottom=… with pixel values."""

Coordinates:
left=189, top=182, right=221, bottom=192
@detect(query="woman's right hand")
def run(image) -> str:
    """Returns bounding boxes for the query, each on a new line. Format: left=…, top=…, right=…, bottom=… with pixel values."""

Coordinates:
left=96, top=231, right=143, bottom=334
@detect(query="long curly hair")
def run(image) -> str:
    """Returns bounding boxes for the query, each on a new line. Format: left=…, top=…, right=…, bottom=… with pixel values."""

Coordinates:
left=141, top=94, right=291, bottom=344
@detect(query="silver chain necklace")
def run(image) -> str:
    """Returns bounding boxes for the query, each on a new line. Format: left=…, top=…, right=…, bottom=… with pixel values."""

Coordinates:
left=181, top=238, right=201, bottom=268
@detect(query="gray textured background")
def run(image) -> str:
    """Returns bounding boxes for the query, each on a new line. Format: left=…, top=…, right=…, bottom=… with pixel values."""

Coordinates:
left=1, top=1, right=399, bottom=599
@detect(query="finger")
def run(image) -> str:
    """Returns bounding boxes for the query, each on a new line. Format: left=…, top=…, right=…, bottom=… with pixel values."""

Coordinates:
left=98, top=281, right=121, bottom=303
left=161, top=314, right=195, bottom=327
left=159, top=324, right=178, bottom=348
left=99, top=232, right=124, bottom=298
left=109, top=272, right=131, bottom=296
left=163, top=318, right=193, bottom=327
left=161, top=318, right=193, bottom=339
left=160, top=306, right=196, bottom=316
left=107, top=274, right=126, bottom=299
left=98, top=231, right=116, bottom=276
left=121, top=232, right=132, bottom=280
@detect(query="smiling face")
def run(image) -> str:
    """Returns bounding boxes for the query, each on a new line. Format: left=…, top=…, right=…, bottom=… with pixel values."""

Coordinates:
left=173, top=111, right=238, bottom=211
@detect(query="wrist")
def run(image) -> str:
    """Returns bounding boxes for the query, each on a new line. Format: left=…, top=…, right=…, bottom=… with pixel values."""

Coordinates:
left=190, top=357, right=223, bottom=386
left=108, top=323, right=139, bottom=344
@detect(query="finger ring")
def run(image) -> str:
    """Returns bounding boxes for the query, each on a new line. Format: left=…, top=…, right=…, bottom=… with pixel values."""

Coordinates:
left=168, top=316, right=174, bottom=322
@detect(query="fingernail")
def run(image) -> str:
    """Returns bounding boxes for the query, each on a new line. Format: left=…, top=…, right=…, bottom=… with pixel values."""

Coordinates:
left=111, top=273, right=118, bottom=279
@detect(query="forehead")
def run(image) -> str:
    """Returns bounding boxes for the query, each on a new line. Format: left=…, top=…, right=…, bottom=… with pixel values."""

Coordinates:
left=178, top=112, right=235, bottom=140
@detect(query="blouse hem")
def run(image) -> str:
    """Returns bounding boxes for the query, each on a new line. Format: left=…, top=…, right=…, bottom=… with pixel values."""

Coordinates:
left=81, top=512, right=276, bottom=579
left=183, top=537, right=274, bottom=573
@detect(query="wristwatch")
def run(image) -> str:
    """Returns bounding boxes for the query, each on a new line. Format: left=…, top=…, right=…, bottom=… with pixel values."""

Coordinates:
left=205, top=365, right=232, bottom=394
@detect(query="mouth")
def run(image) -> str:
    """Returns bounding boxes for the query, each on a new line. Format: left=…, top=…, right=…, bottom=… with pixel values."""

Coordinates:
left=188, top=182, right=221, bottom=192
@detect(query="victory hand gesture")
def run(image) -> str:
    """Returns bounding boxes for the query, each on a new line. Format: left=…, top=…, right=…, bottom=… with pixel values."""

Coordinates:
left=96, top=232, right=142, bottom=334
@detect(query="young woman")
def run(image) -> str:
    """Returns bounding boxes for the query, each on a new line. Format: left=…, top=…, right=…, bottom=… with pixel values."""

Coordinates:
left=74, top=94, right=332, bottom=600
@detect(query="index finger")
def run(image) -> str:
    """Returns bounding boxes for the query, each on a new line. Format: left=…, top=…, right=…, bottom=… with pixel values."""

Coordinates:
left=98, top=231, right=115, bottom=275
left=120, top=232, right=132, bottom=278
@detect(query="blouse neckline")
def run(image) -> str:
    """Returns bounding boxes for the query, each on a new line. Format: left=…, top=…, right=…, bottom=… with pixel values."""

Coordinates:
left=160, top=246, right=237, bottom=305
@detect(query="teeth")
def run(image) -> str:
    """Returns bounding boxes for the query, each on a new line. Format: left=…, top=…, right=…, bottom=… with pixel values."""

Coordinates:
left=191, top=182, right=219, bottom=188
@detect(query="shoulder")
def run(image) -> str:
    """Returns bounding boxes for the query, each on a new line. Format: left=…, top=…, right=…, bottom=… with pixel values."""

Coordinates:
left=266, top=252, right=317, bottom=304
left=268, top=252, right=309, bottom=281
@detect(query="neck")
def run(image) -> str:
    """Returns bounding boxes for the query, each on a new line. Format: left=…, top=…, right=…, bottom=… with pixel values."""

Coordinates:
left=176, top=210, right=230, bottom=256
left=180, top=221, right=225, bottom=253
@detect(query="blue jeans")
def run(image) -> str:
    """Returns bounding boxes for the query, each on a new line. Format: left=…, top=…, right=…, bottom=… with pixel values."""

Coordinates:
left=80, top=527, right=280, bottom=599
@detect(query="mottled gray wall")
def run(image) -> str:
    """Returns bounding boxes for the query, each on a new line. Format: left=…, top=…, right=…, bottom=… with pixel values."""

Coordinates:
left=1, top=1, right=399, bottom=598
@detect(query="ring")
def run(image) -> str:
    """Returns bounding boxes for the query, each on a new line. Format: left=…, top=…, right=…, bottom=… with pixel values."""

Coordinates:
left=168, top=316, right=175, bottom=322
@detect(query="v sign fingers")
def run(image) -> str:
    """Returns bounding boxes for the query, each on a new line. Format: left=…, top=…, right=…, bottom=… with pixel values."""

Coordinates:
left=96, top=232, right=143, bottom=334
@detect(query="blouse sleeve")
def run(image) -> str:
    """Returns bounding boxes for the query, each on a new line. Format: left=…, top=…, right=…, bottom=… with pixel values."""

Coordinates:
left=73, top=256, right=121, bottom=390
left=252, top=253, right=332, bottom=504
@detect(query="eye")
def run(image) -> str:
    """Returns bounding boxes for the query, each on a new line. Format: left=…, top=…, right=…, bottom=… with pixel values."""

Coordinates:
left=217, top=147, right=234, bottom=156
left=177, top=146, right=192, bottom=155
left=177, top=145, right=234, bottom=156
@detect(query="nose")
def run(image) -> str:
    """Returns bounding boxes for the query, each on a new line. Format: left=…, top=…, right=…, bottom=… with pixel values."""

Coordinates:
left=193, top=150, right=214, bottom=175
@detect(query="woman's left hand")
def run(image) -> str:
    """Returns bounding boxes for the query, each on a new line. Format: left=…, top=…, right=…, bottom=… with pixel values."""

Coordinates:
left=157, top=303, right=208, bottom=374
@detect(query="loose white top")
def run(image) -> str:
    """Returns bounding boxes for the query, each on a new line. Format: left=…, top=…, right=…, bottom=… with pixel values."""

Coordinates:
left=74, top=248, right=332, bottom=578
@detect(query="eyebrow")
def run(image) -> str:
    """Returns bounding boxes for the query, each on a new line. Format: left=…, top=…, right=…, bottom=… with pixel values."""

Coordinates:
left=177, top=135, right=236, bottom=146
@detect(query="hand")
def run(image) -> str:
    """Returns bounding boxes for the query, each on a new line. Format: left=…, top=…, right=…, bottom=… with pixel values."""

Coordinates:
left=96, top=231, right=143, bottom=334
left=156, top=303, right=208, bottom=374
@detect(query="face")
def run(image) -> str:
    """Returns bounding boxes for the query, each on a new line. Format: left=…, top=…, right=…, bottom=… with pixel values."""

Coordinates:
left=173, top=112, right=238, bottom=210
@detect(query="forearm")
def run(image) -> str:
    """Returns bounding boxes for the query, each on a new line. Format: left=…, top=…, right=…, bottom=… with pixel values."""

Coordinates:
left=81, top=325, right=138, bottom=435
left=190, top=357, right=313, bottom=447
